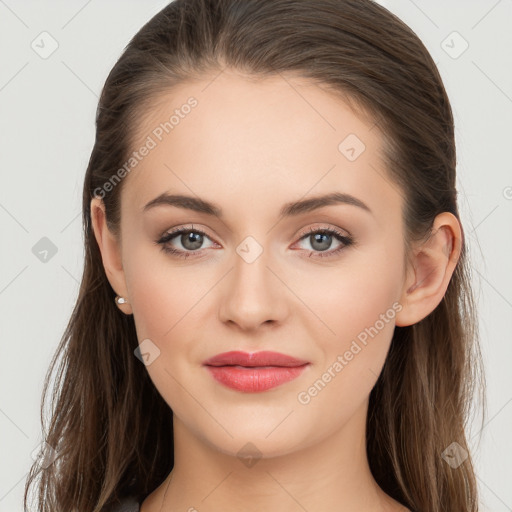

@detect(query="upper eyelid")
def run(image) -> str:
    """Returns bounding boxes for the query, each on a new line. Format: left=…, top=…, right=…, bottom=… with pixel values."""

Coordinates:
left=159, top=224, right=351, bottom=245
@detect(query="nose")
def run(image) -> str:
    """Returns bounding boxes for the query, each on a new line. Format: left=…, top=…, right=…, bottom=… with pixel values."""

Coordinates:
left=217, top=242, right=289, bottom=332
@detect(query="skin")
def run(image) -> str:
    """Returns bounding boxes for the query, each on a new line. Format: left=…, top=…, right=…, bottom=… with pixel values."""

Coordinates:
left=91, top=69, right=461, bottom=511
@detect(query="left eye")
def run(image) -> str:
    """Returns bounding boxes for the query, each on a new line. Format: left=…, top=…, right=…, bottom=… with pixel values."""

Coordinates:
left=156, top=225, right=354, bottom=259
left=293, top=227, right=353, bottom=256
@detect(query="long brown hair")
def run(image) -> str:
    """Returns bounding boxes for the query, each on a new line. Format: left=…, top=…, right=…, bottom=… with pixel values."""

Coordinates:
left=24, top=1, right=485, bottom=510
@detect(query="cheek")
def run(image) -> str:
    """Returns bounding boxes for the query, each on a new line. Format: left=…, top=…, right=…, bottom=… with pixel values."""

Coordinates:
left=290, top=244, right=403, bottom=409
left=291, top=243, right=404, bottom=347
left=123, top=246, right=208, bottom=412
left=294, top=270, right=401, bottom=433
left=124, top=240, right=206, bottom=339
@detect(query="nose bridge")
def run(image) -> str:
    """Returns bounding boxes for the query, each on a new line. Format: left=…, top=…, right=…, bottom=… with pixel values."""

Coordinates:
left=219, top=234, right=287, bottom=329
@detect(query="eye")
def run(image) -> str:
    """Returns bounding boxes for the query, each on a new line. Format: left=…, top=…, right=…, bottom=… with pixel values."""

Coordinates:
left=293, top=226, right=354, bottom=259
left=155, top=225, right=217, bottom=259
left=155, top=224, right=354, bottom=260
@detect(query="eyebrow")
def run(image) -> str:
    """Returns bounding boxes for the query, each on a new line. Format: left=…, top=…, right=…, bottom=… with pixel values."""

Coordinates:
left=143, top=191, right=372, bottom=218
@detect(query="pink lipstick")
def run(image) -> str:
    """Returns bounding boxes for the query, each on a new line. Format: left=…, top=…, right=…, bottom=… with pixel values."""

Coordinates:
left=202, top=350, right=310, bottom=392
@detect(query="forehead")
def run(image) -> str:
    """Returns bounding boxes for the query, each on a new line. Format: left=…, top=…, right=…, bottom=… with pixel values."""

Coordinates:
left=122, top=70, right=402, bottom=226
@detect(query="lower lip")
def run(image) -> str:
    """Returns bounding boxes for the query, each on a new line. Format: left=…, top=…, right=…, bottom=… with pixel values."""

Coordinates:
left=204, top=364, right=309, bottom=392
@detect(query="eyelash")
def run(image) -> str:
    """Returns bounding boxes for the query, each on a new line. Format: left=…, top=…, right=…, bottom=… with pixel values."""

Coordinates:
left=155, top=225, right=354, bottom=260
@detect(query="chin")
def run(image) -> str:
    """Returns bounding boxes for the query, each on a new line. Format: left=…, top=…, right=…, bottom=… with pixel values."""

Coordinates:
left=197, top=420, right=311, bottom=461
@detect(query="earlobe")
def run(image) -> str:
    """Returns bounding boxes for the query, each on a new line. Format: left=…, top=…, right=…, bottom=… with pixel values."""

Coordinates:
left=90, top=197, right=133, bottom=315
left=395, top=212, right=462, bottom=327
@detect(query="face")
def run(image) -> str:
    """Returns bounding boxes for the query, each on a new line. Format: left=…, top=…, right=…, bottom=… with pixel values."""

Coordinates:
left=107, top=70, right=410, bottom=459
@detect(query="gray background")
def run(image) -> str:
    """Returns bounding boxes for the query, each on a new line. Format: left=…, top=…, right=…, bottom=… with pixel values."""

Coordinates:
left=0, top=0, right=511, bottom=510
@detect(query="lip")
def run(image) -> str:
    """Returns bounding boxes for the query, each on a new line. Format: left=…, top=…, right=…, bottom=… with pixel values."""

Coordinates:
left=203, top=350, right=309, bottom=367
left=203, top=351, right=310, bottom=393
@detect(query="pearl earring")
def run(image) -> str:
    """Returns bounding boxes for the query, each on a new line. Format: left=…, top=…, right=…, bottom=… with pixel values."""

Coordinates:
left=115, top=296, right=129, bottom=305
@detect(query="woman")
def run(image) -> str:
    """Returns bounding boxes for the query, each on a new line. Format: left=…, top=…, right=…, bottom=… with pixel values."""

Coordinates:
left=24, top=0, right=485, bottom=511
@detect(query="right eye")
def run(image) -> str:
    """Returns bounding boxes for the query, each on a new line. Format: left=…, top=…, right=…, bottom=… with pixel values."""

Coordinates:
left=156, top=225, right=218, bottom=259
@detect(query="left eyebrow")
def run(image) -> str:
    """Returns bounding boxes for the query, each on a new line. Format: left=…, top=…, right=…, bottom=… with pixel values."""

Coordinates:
left=142, top=191, right=372, bottom=218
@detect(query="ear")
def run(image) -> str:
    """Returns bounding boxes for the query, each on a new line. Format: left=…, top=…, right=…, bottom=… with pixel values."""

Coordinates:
left=395, top=212, right=462, bottom=327
left=90, top=197, right=133, bottom=315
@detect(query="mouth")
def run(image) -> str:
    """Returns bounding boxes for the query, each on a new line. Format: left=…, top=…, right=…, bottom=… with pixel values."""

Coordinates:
left=202, top=351, right=310, bottom=393
left=203, top=350, right=309, bottom=368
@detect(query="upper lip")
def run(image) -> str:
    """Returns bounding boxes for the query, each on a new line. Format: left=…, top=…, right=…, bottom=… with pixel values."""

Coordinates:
left=203, top=351, right=309, bottom=368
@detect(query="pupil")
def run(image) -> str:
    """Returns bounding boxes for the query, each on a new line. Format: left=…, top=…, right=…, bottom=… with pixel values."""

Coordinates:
left=312, top=233, right=331, bottom=251
left=183, top=232, right=203, bottom=250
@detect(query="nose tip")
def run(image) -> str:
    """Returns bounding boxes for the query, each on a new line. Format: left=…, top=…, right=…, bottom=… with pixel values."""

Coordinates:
left=218, top=255, right=287, bottom=331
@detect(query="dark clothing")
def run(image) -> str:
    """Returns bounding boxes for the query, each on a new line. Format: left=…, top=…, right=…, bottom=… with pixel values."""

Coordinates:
left=108, top=497, right=140, bottom=512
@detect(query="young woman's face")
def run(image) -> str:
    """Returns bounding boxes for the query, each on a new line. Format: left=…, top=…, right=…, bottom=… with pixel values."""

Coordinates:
left=115, top=70, right=409, bottom=458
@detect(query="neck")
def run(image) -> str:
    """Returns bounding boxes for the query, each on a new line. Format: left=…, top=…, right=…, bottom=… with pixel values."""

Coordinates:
left=142, top=399, right=407, bottom=512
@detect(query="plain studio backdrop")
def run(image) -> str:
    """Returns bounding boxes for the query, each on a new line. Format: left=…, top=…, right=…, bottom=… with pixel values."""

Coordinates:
left=0, top=1, right=511, bottom=511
